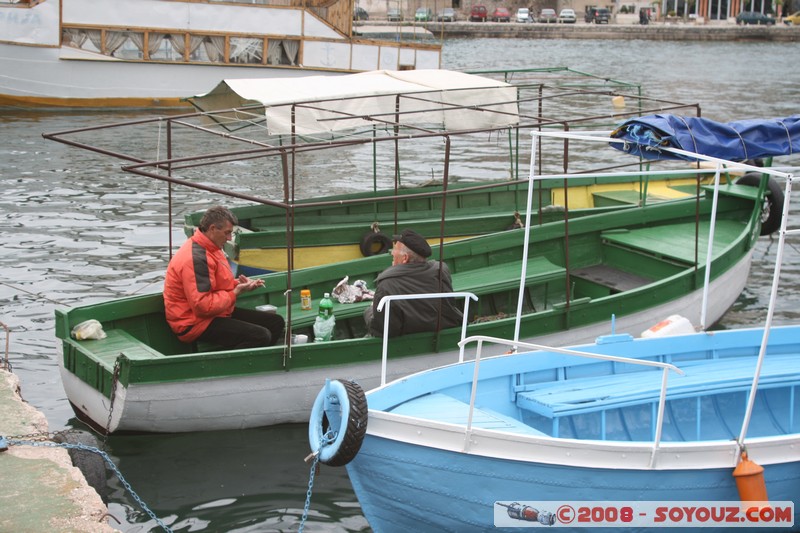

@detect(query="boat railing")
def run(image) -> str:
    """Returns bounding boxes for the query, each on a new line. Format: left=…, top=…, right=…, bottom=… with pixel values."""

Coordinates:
left=526, top=128, right=798, bottom=461
left=457, top=334, right=684, bottom=464
left=376, top=292, right=478, bottom=386
left=738, top=173, right=796, bottom=448
left=526, top=129, right=795, bottom=333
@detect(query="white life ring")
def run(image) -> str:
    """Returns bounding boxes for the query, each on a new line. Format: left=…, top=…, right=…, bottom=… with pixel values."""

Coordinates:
left=308, top=379, right=368, bottom=466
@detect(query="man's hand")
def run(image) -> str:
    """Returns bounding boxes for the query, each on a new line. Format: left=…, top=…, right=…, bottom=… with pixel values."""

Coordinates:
left=234, top=275, right=265, bottom=296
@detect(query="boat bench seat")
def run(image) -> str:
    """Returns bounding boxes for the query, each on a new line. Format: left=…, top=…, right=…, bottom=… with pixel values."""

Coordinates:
left=592, top=190, right=675, bottom=207
left=86, top=329, right=166, bottom=367
left=600, top=219, right=746, bottom=265
left=287, top=298, right=372, bottom=326
left=267, top=256, right=565, bottom=333
left=451, top=256, right=566, bottom=293
left=390, top=393, right=546, bottom=436
left=515, top=353, right=800, bottom=419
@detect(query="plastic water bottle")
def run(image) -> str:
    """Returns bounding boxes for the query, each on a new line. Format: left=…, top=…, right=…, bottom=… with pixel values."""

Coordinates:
left=318, top=293, right=334, bottom=319
left=313, top=293, right=335, bottom=342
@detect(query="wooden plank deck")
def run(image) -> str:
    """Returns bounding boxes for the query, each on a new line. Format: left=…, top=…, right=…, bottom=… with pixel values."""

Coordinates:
left=81, top=329, right=167, bottom=368
left=450, top=256, right=565, bottom=293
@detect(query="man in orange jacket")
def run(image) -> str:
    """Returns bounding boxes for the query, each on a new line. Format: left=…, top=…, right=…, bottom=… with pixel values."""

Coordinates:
left=163, top=205, right=284, bottom=349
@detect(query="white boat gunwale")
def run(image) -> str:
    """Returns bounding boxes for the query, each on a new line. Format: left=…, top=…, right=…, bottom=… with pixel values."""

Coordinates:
left=365, top=409, right=800, bottom=470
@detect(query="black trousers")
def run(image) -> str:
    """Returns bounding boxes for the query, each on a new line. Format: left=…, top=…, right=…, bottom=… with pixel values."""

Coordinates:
left=198, top=307, right=285, bottom=349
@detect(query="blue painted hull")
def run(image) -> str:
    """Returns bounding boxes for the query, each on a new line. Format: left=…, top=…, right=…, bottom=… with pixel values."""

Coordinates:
left=347, top=436, right=800, bottom=532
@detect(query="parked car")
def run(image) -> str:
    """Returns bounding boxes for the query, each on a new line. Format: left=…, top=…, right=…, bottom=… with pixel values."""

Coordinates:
left=470, top=4, right=488, bottom=21
left=415, top=7, right=433, bottom=21
left=557, top=8, right=577, bottom=22
left=538, top=8, right=557, bottom=22
left=353, top=6, right=369, bottom=20
left=387, top=7, right=403, bottom=21
left=784, top=10, right=800, bottom=24
left=736, top=11, right=775, bottom=24
left=515, top=7, right=531, bottom=22
left=492, top=7, right=511, bottom=21
left=437, top=7, right=457, bottom=21
left=584, top=7, right=610, bottom=23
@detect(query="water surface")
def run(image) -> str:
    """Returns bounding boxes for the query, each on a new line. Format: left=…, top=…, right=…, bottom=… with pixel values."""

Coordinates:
left=1, top=38, right=798, bottom=531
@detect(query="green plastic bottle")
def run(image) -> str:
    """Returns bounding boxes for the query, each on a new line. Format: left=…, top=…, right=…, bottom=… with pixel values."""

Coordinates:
left=314, top=293, right=335, bottom=342
left=318, top=293, right=334, bottom=319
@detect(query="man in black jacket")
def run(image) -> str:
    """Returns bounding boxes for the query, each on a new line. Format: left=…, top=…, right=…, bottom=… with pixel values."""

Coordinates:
left=364, top=229, right=463, bottom=337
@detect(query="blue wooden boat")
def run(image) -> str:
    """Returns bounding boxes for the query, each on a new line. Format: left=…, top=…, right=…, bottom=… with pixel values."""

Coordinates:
left=311, top=324, right=800, bottom=530
left=308, top=129, right=799, bottom=531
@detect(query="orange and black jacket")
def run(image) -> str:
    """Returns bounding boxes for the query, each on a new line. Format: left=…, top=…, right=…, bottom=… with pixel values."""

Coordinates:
left=163, top=229, right=238, bottom=343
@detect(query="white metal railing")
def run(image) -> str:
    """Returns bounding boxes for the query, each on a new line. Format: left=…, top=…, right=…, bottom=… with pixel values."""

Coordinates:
left=738, top=174, right=796, bottom=448
left=457, top=334, right=685, bottom=466
left=527, top=129, right=797, bottom=465
left=376, top=291, right=478, bottom=386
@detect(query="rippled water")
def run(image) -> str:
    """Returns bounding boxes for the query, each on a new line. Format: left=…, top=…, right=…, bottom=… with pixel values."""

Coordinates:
left=1, top=38, right=798, bottom=532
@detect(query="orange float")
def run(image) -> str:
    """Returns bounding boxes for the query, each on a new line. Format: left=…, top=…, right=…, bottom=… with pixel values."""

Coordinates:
left=733, top=451, right=768, bottom=501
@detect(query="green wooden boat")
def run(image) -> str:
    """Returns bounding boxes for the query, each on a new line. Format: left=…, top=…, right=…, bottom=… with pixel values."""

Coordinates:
left=44, top=71, right=782, bottom=434
left=56, top=173, right=766, bottom=433
left=183, top=174, right=715, bottom=274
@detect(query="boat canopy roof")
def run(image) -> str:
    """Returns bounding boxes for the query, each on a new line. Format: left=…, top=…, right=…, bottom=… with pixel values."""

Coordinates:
left=185, top=69, right=520, bottom=136
left=610, top=114, right=800, bottom=162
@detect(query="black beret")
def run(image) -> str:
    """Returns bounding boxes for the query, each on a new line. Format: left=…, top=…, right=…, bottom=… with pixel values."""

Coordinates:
left=393, top=229, right=432, bottom=258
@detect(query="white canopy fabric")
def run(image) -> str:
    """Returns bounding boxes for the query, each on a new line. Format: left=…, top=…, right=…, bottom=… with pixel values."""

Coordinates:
left=186, top=69, right=519, bottom=136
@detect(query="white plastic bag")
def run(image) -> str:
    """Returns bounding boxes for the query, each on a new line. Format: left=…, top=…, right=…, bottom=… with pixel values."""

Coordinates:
left=70, top=319, right=107, bottom=340
left=313, top=315, right=336, bottom=342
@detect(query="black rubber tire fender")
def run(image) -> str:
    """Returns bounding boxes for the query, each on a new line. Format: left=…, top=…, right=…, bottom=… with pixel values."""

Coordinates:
left=308, top=379, right=368, bottom=466
left=736, top=172, right=785, bottom=236
left=359, top=231, right=392, bottom=256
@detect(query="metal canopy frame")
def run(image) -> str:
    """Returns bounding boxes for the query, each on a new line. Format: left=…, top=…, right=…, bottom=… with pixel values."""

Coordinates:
left=43, top=68, right=703, bottom=294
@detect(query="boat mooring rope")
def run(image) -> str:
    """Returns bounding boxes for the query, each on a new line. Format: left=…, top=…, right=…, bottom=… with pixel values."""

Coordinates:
left=1, top=433, right=173, bottom=533
left=0, top=279, right=67, bottom=306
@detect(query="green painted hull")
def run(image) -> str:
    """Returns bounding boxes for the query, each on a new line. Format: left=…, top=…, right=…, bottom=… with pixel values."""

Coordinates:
left=57, top=182, right=763, bottom=433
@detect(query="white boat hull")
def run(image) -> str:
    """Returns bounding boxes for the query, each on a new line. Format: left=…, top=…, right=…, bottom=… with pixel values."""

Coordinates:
left=59, top=347, right=464, bottom=433
left=0, top=0, right=441, bottom=107
left=0, top=43, right=346, bottom=107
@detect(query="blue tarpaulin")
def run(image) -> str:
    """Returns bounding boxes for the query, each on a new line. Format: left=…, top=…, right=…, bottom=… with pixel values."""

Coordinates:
left=610, top=114, right=800, bottom=162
